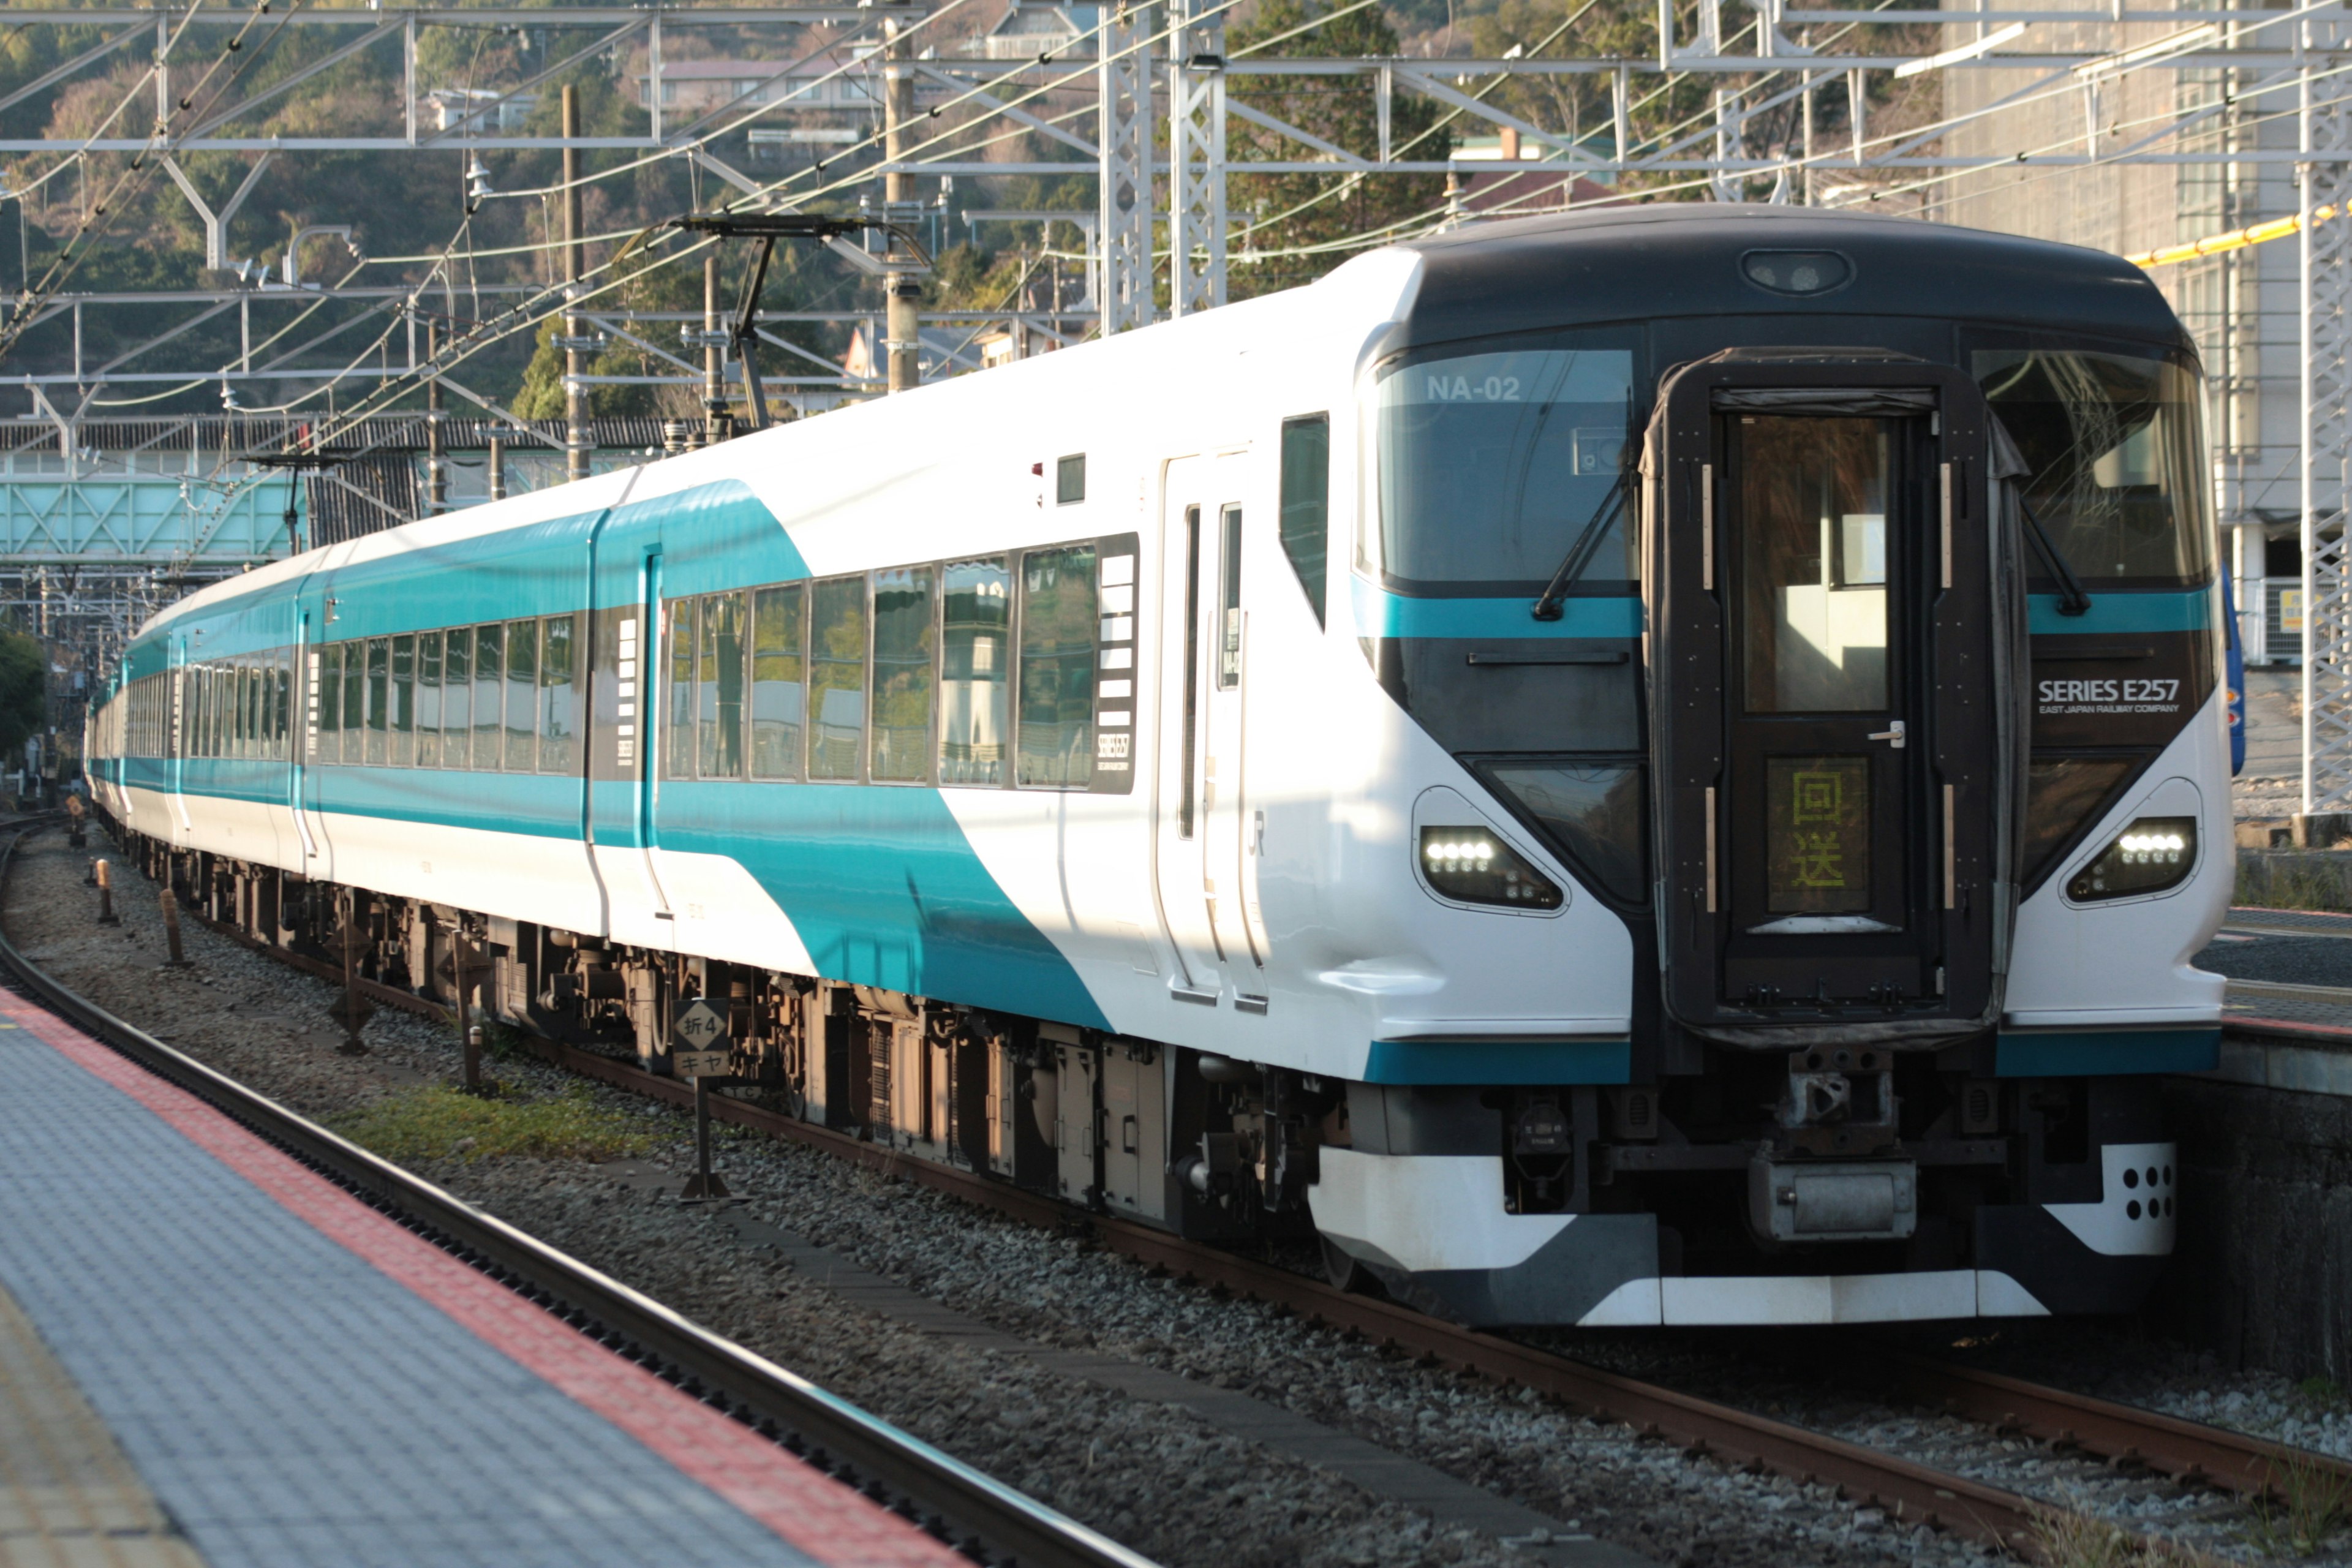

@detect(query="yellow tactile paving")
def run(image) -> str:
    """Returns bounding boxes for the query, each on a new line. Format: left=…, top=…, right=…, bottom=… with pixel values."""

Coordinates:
left=0, top=1280, right=206, bottom=1568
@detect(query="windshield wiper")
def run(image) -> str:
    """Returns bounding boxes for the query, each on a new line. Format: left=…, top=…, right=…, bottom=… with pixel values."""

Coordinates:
left=2017, top=493, right=2092, bottom=617
left=1531, top=467, right=1630, bottom=622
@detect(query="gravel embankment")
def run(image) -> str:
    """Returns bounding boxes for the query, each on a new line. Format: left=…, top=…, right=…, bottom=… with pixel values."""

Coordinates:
left=14, top=827, right=2316, bottom=1567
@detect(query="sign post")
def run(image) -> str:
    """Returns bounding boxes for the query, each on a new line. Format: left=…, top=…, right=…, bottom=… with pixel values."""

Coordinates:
left=673, top=998, right=733, bottom=1202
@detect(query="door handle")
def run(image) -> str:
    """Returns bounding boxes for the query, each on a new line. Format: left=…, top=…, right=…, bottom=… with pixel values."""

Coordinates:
left=1867, top=720, right=1906, bottom=750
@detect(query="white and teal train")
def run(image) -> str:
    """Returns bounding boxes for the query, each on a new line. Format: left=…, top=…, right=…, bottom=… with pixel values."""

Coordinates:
left=88, top=206, right=2230, bottom=1325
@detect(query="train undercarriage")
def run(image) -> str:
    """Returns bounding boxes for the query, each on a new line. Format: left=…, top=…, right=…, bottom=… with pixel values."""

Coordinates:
left=105, top=820, right=2170, bottom=1322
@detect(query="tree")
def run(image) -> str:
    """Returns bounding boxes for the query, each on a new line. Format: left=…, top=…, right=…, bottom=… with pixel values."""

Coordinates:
left=1225, top=0, right=1453, bottom=298
left=0, top=633, right=47, bottom=761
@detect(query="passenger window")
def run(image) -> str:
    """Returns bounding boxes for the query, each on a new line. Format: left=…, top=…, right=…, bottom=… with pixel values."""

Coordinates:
left=540, top=613, right=576, bottom=774
left=239, top=664, right=255, bottom=758
left=871, top=567, right=934, bottom=783
left=341, top=643, right=364, bottom=764
left=665, top=598, right=695, bottom=781
left=416, top=631, right=442, bottom=769
left=442, top=626, right=471, bottom=769
left=315, top=646, right=341, bottom=760
left=1218, top=507, right=1243, bottom=689
left=751, top=584, right=805, bottom=780
left=1279, top=414, right=1330, bottom=627
left=808, top=576, right=867, bottom=782
left=391, top=635, right=415, bottom=766
left=940, top=557, right=1009, bottom=786
left=1017, top=544, right=1097, bottom=788
left=366, top=638, right=390, bottom=765
left=473, top=624, right=503, bottom=771
left=505, top=619, right=537, bottom=772
left=698, top=591, right=745, bottom=780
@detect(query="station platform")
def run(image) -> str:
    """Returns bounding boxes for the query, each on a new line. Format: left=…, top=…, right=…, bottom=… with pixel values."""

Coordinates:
left=2199, top=906, right=2352, bottom=1091
left=0, top=984, right=965, bottom=1568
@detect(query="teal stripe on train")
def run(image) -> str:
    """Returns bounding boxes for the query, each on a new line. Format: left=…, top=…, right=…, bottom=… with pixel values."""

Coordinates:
left=1365, top=1037, right=1632, bottom=1084
left=118, top=479, right=810, bottom=669
left=2027, top=588, right=2214, bottom=636
left=125, top=763, right=1112, bottom=1033
left=1349, top=579, right=1644, bottom=640
left=652, top=780, right=1110, bottom=1031
left=1994, top=1027, right=2220, bottom=1077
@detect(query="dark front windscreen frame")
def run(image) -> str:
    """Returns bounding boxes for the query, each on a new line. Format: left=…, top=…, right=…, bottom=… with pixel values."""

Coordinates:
left=1366, top=324, right=1647, bottom=598
left=1961, top=328, right=2216, bottom=592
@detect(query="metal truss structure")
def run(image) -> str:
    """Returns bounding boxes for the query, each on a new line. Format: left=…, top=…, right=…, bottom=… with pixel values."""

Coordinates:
left=4, top=0, right=2352, bottom=809
left=2306, top=47, right=2352, bottom=812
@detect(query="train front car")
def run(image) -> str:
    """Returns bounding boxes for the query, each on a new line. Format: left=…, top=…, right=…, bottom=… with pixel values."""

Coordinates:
left=1297, top=208, right=2228, bottom=1327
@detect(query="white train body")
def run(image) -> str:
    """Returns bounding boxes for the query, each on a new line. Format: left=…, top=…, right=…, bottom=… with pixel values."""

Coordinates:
left=89, top=208, right=2228, bottom=1325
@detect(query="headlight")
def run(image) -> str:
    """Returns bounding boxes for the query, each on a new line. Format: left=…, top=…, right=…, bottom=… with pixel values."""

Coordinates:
left=2067, top=816, right=2197, bottom=902
left=1419, top=827, right=1562, bottom=909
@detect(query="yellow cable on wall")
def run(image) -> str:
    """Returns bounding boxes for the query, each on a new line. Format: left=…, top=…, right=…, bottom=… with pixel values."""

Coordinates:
left=2128, top=204, right=2342, bottom=268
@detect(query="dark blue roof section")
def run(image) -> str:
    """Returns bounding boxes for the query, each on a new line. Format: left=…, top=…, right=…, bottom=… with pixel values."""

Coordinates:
left=1392, top=206, right=2187, bottom=352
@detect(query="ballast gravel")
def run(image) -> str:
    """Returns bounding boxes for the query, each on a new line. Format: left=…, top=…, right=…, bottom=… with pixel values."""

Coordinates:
left=8, top=827, right=2329, bottom=1567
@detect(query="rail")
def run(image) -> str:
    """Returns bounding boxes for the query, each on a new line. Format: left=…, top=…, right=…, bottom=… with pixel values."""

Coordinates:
left=107, top=826, right=2344, bottom=1563
left=0, top=828, right=1159, bottom=1568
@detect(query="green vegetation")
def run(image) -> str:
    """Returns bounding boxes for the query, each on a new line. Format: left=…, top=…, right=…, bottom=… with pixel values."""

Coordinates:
left=2029, top=1506, right=2199, bottom=1568
left=330, top=1081, right=647, bottom=1164
left=0, top=632, right=47, bottom=758
left=2245, top=1455, right=2352, bottom=1560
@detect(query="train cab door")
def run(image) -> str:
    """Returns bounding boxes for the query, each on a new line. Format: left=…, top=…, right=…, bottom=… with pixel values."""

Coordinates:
left=1647, top=354, right=2013, bottom=1034
left=1153, top=453, right=1261, bottom=1003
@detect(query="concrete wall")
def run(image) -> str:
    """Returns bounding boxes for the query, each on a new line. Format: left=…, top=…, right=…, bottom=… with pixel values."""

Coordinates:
left=2153, top=1076, right=2352, bottom=1378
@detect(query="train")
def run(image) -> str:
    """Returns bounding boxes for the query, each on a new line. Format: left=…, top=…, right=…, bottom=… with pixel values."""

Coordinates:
left=86, top=205, right=2229, bottom=1327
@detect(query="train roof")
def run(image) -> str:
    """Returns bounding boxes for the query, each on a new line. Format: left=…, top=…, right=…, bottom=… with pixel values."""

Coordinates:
left=1385, top=205, right=2188, bottom=354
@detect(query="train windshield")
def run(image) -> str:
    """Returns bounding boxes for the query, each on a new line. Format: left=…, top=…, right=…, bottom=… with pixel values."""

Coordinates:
left=1370, top=332, right=1640, bottom=594
left=1973, top=343, right=2213, bottom=587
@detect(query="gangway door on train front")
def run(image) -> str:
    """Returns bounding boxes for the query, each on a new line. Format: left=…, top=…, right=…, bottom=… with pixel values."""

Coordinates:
left=1644, top=352, right=2021, bottom=1039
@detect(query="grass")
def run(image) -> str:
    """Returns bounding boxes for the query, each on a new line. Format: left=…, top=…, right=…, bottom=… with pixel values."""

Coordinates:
left=2244, top=1455, right=2352, bottom=1560
left=2236, top=854, right=2352, bottom=912
left=2028, top=1504, right=2204, bottom=1568
left=328, top=1081, right=649, bottom=1164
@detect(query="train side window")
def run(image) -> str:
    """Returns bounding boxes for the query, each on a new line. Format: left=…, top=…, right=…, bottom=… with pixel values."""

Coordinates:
left=225, top=664, right=239, bottom=759
left=390, top=635, right=415, bottom=767
left=808, top=575, right=867, bottom=782
left=872, top=567, right=934, bottom=784
left=1057, top=454, right=1086, bottom=505
left=341, top=640, right=365, bottom=766
left=473, top=624, right=504, bottom=772
left=505, top=619, right=538, bottom=773
left=366, top=638, right=390, bottom=766
left=940, top=557, right=1010, bottom=786
left=1016, top=543, right=1098, bottom=789
left=1218, top=505, right=1243, bottom=689
left=750, top=584, right=805, bottom=780
left=664, top=598, right=696, bottom=781
left=698, top=592, right=745, bottom=780
left=442, top=625, right=471, bottom=769
left=540, top=613, right=576, bottom=774
left=316, top=645, right=342, bottom=760
left=1279, top=413, right=1331, bottom=627
left=415, top=631, right=442, bottom=768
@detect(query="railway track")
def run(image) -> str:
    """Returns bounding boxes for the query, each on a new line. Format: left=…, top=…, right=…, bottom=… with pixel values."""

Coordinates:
left=0, top=829, right=1156, bottom=1568
left=67, top=830, right=2352, bottom=1565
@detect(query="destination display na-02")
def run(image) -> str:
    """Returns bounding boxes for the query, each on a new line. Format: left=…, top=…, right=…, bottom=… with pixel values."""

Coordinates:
left=88, top=206, right=2225, bottom=1327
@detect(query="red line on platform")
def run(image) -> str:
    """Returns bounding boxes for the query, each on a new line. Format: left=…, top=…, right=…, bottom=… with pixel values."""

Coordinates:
left=2, top=990, right=968, bottom=1568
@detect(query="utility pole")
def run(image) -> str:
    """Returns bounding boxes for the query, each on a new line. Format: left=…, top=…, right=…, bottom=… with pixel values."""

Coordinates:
left=703, top=252, right=732, bottom=443
left=562, top=83, right=590, bottom=483
left=424, top=317, right=447, bottom=514
left=883, top=17, right=920, bottom=393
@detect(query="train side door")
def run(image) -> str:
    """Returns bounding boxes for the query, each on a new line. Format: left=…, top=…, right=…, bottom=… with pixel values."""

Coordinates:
left=585, top=532, right=674, bottom=947
left=1151, top=453, right=1262, bottom=1005
left=1648, top=356, right=2009, bottom=1032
